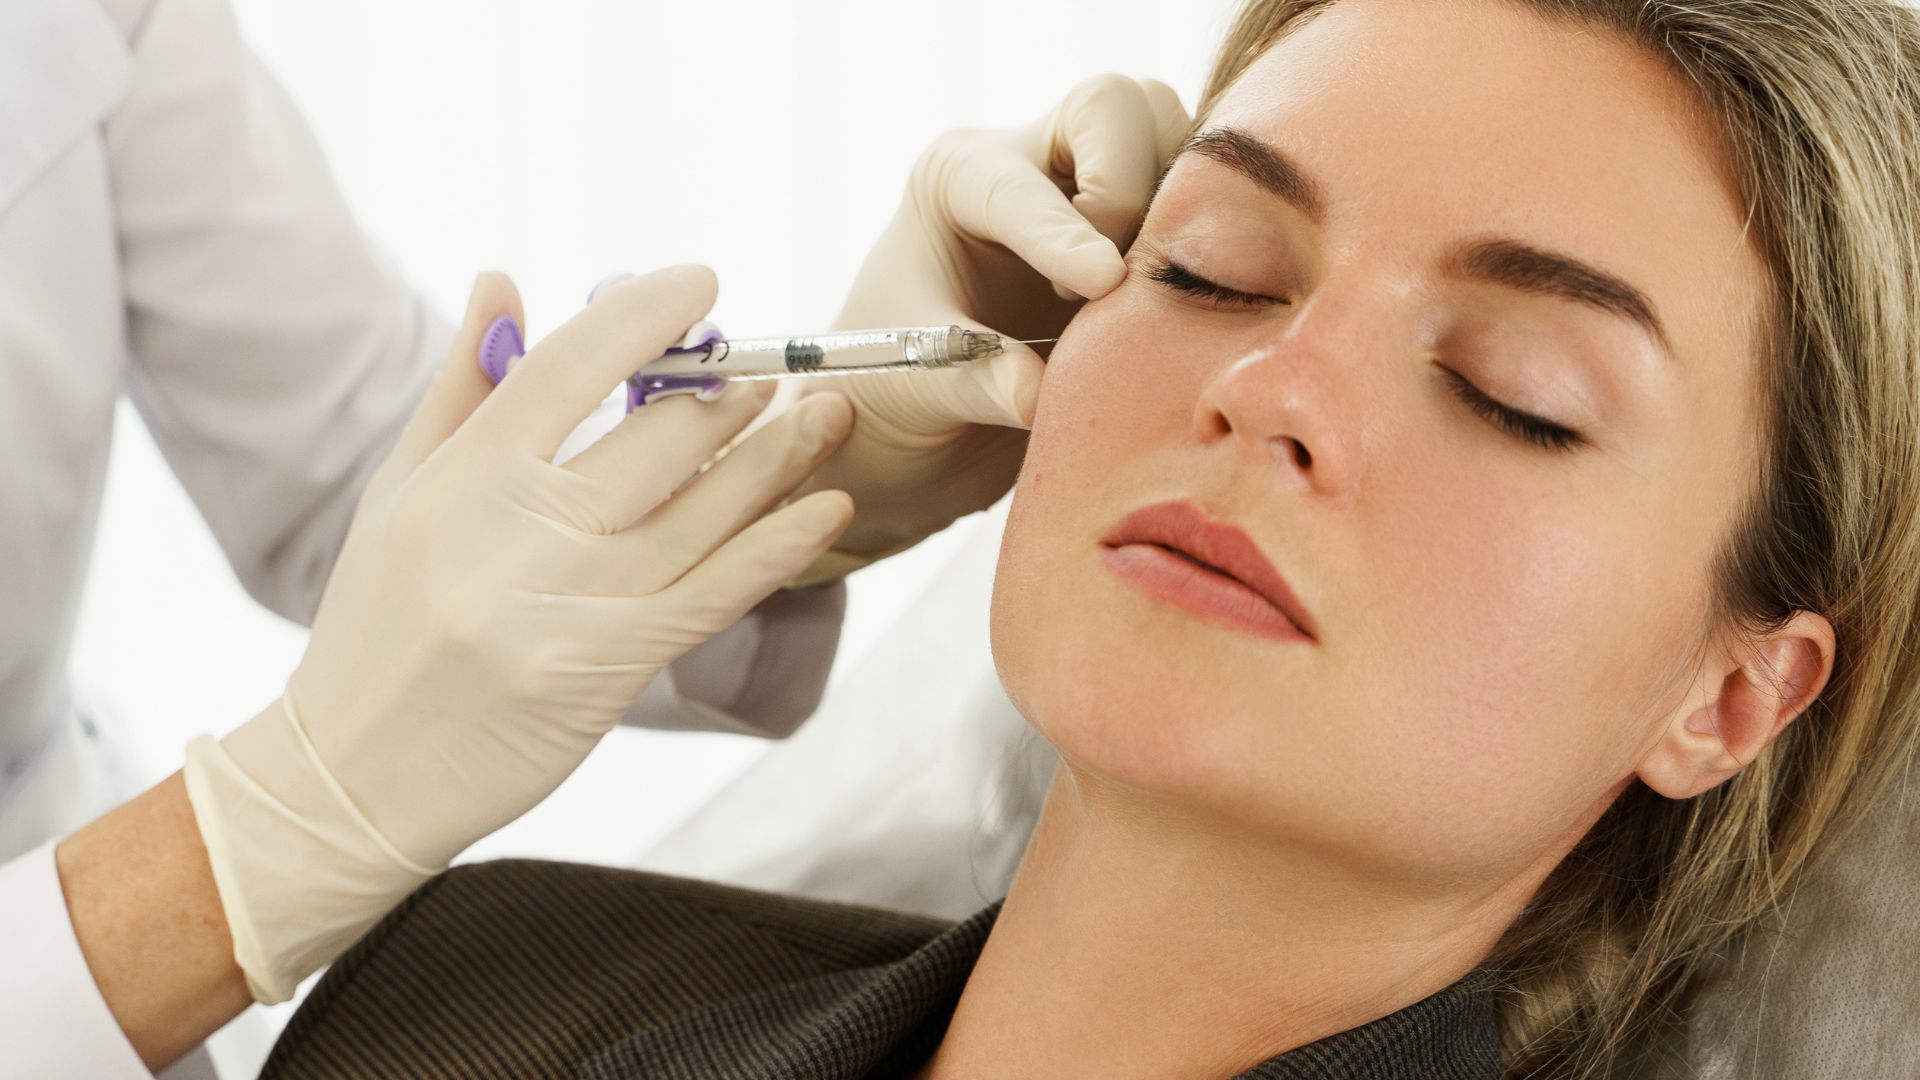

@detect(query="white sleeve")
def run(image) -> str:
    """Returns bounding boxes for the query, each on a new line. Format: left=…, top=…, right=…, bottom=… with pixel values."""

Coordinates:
left=102, top=0, right=448, bottom=626
left=0, top=840, right=153, bottom=1079
left=623, top=581, right=848, bottom=738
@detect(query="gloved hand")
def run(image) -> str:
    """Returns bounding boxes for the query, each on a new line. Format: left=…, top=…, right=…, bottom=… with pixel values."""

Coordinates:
left=784, top=74, right=1191, bottom=586
left=182, top=266, right=856, bottom=1003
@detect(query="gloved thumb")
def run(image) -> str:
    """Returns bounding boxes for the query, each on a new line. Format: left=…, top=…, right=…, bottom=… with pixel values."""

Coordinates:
left=948, top=340, right=1047, bottom=429
left=937, top=134, right=1127, bottom=303
left=377, top=271, right=526, bottom=489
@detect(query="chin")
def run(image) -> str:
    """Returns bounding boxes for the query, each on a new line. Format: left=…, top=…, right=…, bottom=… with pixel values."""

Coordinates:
left=990, top=556, right=1271, bottom=804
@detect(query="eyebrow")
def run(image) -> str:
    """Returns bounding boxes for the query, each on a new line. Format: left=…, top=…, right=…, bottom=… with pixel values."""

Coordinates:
left=1445, top=239, right=1670, bottom=352
left=1177, top=127, right=1328, bottom=223
left=1170, top=125, right=1672, bottom=352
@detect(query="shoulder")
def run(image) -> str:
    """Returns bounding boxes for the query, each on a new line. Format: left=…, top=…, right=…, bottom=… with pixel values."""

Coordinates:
left=1244, top=968, right=1504, bottom=1079
left=263, top=859, right=951, bottom=1078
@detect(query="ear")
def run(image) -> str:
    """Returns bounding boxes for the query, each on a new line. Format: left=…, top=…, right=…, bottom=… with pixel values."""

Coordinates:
left=1637, top=611, right=1835, bottom=799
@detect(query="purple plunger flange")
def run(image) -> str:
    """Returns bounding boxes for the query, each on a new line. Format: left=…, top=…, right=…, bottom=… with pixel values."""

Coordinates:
left=477, top=315, right=524, bottom=384
left=625, top=322, right=730, bottom=410
left=626, top=372, right=729, bottom=410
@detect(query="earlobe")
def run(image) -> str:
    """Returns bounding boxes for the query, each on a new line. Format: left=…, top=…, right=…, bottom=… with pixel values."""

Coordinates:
left=1639, top=697, right=1741, bottom=800
left=1636, top=613, right=1835, bottom=800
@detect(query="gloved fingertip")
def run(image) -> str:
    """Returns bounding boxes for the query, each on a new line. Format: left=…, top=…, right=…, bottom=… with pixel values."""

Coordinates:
left=1060, top=236, right=1128, bottom=299
left=659, top=263, right=720, bottom=297
left=477, top=315, right=524, bottom=385
left=463, top=270, right=516, bottom=323
left=973, top=346, right=1046, bottom=429
left=1006, top=359, right=1045, bottom=429
left=799, top=488, right=856, bottom=531
left=587, top=272, right=636, bottom=305
left=801, top=390, right=855, bottom=440
left=464, top=273, right=489, bottom=318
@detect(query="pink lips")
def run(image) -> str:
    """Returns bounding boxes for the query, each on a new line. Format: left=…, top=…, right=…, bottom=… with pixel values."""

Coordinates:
left=1098, top=500, right=1316, bottom=644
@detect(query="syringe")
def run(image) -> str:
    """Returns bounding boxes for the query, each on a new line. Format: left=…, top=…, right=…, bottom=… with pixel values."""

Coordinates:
left=476, top=317, right=1054, bottom=410
left=623, top=323, right=1053, bottom=408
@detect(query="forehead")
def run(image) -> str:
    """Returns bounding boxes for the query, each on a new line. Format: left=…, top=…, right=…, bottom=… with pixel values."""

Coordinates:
left=1188, top=0, right=1769, bottom=380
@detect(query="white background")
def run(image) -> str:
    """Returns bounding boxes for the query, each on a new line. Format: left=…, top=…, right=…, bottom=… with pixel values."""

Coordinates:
left=65, top=1, right=1241, bottom=1071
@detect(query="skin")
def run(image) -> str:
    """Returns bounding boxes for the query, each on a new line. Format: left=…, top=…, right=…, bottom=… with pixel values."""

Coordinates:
left=59, top=772, right=249, bottom=1068
left=921, top=1, right=1835, bottom=1076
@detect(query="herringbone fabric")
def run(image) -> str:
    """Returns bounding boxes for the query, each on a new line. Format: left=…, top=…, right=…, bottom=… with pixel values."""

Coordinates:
left=264, top=859, right=1503, bottom=1078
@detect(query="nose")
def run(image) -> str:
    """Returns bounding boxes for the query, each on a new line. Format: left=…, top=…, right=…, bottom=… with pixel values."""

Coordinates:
left=1191, top=294, right=1378, bottom=499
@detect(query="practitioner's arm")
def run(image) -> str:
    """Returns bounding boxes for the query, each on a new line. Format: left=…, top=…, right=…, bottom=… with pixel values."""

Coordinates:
left=25, top=268, right=854, bottom=1073
left=57, top=773, right=249, bottom=1069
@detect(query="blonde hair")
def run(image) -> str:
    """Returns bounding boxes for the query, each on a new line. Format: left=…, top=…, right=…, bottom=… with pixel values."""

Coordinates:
left=1196, top=1, right=1920, bottom=1075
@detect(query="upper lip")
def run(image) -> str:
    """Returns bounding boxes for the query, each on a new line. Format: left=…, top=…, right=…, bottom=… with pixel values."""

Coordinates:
left=1100, top=500, right=1316, bottom=640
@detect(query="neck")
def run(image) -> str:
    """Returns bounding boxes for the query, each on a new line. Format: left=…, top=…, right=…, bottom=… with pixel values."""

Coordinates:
left=920, top=767, right=1536, bottom=1080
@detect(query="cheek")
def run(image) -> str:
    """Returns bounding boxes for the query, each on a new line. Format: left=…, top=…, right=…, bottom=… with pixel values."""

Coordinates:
left=1343, top=453, right=1703, bottom=863
left=1031, top=311, right=1194, bottom=458
left=1001, top=289, right=1210, bottom=556
left=992, top=294, right=1205, bottom=739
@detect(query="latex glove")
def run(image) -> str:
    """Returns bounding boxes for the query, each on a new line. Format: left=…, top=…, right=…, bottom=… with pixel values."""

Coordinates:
left=784, top=74, right=1191, bottom=586
left=182, top=266, right=855, bottom=1002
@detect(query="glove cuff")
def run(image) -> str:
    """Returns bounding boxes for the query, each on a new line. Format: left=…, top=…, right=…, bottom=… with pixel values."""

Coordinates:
left=182, top=699, right=438, bottom=1004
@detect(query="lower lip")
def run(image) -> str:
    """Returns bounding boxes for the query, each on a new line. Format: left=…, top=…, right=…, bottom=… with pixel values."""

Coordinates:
left=1098, top=543, right=1310, bottom=644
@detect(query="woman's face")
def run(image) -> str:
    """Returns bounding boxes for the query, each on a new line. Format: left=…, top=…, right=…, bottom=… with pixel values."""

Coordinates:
left=993, top=0, right=1772, bottom=889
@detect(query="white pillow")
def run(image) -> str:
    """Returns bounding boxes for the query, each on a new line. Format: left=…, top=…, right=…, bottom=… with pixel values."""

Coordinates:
left=1662, top=780, right=1920, bottom=1077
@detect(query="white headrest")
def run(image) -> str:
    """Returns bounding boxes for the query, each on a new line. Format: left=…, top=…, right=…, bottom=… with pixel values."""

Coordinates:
left=1661, top=781, right=1920, bottom=1077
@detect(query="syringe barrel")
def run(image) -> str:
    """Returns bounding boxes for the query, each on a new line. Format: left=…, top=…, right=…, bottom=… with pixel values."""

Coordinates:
left=638, top=326, right=976, bottom=377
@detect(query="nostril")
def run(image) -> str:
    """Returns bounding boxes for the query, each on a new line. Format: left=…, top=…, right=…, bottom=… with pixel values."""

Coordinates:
left=1288, top=438, right=1312, bottom=469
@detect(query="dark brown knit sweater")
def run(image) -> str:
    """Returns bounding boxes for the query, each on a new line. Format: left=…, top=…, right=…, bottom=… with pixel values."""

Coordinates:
left=263, top=859, right=1503, bottom=1078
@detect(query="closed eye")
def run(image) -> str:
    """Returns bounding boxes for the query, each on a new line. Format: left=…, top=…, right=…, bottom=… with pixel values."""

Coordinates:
left=1439, top=367, right=1584, bottom=453
left=1145, top=255, right=1582, bottom=453
left=1144, top=258, right=1278, bottom=309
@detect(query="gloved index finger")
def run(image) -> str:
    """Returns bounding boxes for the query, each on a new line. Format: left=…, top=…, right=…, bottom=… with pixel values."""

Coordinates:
left=1137, top=78, right=1195, bottom=167
left=465, top=265, right=720, bottom=459
left=1049, top=74, right=1167, bottom=252
left=381, top=271, right=524, bottom=486
left=939, top=134, right=1126, bottom=301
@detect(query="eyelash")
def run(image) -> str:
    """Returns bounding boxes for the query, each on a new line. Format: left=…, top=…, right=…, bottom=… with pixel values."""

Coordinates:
left=1144, top=256, right=1584, bottom=454
left=1440, top=368, right=1584, bottom=453
left=1144, top=258, right=1274, bottom=309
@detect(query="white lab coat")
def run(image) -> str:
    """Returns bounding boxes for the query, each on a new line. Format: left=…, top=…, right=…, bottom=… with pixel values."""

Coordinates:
left=0, top=0, right=838, bottom=1074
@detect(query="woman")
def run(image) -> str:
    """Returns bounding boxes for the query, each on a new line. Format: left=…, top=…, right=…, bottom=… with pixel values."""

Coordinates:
left=263, top=0, right=1920, bottom=1075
